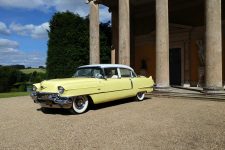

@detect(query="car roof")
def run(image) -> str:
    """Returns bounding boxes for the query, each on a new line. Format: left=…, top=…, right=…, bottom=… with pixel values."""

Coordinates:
left=78, top=64, right=134, bottom=71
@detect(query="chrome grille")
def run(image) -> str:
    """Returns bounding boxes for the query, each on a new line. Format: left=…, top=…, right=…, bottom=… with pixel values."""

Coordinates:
left=37, top=93, right=58, bottom=100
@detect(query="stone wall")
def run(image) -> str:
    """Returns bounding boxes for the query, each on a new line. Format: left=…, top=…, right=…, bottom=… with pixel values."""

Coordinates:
left=134, top=22, right=225, bottom=86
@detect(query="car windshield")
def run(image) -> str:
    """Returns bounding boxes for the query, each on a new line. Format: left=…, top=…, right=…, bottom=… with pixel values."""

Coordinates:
left=74, top=67, right=104, bottom=78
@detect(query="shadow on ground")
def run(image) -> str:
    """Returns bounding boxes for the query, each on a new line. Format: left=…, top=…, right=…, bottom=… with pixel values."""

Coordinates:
left=36, top=97, right=151, bottom=115
left=37, top=108, right=72, bottom=115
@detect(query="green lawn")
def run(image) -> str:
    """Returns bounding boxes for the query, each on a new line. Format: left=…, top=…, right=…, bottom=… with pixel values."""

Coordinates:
left=0, top=92, right=30, bottom=98
left=20, top=68, right=46, bottom=74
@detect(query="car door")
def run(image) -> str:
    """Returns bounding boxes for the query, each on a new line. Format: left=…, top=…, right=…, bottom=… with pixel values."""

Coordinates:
left=117, top=68, right=136, bottom=96
left=101, top=67, right=132, bottom=92
left=93, top=67, right=133, bottom=103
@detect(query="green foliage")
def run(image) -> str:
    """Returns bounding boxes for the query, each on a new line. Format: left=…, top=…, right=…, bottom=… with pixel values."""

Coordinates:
left=47, top=12, right=89, bottom=79
left=20, top=68, right=46, bottom=74
left=0, top=67, right=26, bottom=92
left=0, top=92, right=29, bottom=98
left=18, top=85, right=26, bottom=92
left=46, top=11, right=112, bottom=79
left=100, top=22, right=112, bottom=63
left=29, top=71, right=47, bottom=83
left=0, top=66, right=47, bottom=93
left=7, top=65, right=25, bottom=69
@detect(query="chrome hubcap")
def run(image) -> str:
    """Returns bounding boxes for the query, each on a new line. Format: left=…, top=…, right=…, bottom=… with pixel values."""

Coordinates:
left=75, top=96, right=85, bottom=109
left=137, top=93, right=143, bottom=98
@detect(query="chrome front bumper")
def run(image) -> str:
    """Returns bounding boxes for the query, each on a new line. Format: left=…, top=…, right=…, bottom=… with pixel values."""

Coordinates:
left=31, top=92, right=72, bottom=109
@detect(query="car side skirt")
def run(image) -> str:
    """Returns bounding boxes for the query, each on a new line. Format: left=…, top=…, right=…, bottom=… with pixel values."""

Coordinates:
left=90, top=87, right=153, bottom=104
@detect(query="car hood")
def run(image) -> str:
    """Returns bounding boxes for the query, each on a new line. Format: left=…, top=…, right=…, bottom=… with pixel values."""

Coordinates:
left=36, top=78, right=101, bottom=93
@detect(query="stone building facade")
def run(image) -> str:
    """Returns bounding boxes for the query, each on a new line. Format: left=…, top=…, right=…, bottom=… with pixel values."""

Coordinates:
left=87, top=0, right=225, bottom=93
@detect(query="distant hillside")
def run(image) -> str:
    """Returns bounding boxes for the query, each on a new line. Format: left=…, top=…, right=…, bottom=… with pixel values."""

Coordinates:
left=20, top=68, right=46, bottom=74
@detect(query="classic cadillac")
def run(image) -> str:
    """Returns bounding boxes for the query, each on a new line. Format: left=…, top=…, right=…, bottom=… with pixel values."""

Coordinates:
left=31, top=64, right=154, bottom=114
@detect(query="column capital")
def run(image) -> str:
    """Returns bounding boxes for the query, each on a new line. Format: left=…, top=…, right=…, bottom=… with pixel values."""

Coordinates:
left=86, top=0, right=99, bottom=4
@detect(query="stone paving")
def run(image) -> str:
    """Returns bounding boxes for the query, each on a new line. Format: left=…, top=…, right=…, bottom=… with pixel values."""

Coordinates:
left=1, top=96, right=225, bottom=149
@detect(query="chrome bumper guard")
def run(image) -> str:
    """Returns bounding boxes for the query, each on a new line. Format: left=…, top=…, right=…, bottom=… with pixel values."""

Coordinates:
left=31, top=92, right=72, bottom=109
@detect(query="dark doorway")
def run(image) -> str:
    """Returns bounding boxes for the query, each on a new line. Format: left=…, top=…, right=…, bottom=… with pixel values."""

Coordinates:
left=169, top=48, right=181, bottom=85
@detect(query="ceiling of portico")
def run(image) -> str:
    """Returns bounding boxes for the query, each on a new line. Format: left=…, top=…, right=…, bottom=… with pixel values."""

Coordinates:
left=99, top=0, right=225, bottom=28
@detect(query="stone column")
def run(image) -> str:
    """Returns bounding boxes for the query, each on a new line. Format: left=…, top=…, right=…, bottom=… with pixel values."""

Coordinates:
left=204, top=0, right=223, bottom=93
left=119, top=0, right=130, bottom=66
left=111, top=48, right=116, bottom=64
left=155, top=0, right=170, bottom=89
left=89, top=0, right=100, bottom=64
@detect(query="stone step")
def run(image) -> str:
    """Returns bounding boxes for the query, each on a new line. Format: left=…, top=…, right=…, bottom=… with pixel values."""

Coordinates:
left=147, top=92, right=225, bottom=100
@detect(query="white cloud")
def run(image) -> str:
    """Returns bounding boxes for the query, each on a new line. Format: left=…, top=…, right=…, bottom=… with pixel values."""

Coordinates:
left=31, top=22, right=49, bottom=39
left=0, top=50, right=46, bottom=67
left=0, top=39, right=19, bottom=49
left=0, top=0, right=111, bottom=22
left=0, top=38, right=46, bottom=67
left=0, top=0, right=89, bottom=16
left=9, top=23, right=33, bottom=36
left=48, top=1, right=111, bottom=22
left=0, top=0, right=49, bottom=11
left=50, top=1, right=111, bottom=22
left=9, top=22, right=49, bottom=39
left=0, top=21, right=10, bottom=35
left=100, top=7, right=111, bottom=23
left=50, top=1, right=88, bottom=16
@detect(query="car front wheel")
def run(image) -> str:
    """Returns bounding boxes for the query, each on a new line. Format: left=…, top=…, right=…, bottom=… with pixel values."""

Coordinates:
left=136, top=92, right=145, bottom=101
left=70, top=96, right=89, bottom=114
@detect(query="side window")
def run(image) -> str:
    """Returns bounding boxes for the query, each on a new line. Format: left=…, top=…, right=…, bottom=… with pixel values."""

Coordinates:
left=92, top=69, right=104, bottom=78
left=120, top=68, right=132, bottom=78
left=104, top=68, right=119, bottom=78
left=131, top=71, right=137, bottom=77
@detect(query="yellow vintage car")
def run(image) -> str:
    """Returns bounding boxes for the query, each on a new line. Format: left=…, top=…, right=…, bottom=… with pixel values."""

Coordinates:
left=31, top=64, right=154, bottom=114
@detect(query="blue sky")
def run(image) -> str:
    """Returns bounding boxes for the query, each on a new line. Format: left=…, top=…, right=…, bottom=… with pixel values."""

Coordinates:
left=0, top=0, right=110, bottom=67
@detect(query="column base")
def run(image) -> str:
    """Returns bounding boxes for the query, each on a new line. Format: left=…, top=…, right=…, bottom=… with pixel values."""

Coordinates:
left=154, top=85, right=171, bottom=92
left=203, top=86, right=225, bottom=94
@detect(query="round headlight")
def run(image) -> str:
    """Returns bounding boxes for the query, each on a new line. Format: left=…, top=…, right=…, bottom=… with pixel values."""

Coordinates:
left=32, top=85, right=37, bottom=91
left=58, top=86, right=65, bottom=94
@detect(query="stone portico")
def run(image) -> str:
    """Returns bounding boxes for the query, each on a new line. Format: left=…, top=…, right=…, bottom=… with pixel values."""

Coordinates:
left=87, top=0, right=225, bottom=93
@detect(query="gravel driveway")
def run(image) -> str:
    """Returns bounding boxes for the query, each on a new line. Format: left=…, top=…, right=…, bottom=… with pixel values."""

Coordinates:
left=0, top=96, right=225, bottom=150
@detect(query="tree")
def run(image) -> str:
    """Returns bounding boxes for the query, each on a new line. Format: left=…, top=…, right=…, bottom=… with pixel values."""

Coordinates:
left=46, top=11, right=112, bottom=79
left=0, top=67, right=26, bottom=92
left=9, top=65, right=25, bottom=69
left=100, top=21, right=112, bottom=63
left=39, top=66, right=45, bottom=69
left=47, top=12, right=89, bottom=79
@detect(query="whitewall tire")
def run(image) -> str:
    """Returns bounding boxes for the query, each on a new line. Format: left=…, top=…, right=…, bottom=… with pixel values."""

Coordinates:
left=136, top=92, right=145, bottom=101
left=70, top=96, right=89, bottom=114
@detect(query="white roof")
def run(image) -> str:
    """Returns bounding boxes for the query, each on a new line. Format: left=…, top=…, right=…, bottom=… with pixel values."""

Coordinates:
left=78, top=64, right=134, bottom=70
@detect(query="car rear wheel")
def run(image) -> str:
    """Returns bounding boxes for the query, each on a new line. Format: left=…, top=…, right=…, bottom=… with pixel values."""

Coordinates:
left=136, top=92, right=145, bottom=101
left=70, top=96, right=89, bottom=114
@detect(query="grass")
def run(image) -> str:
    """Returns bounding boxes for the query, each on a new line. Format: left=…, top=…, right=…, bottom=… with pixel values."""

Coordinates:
left=0, top=92, right=30, bottom=98
left=20, top=68, right=46, bottom=74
